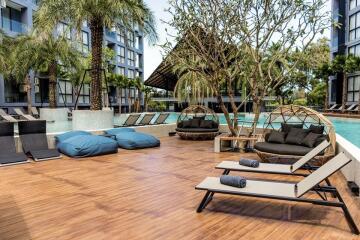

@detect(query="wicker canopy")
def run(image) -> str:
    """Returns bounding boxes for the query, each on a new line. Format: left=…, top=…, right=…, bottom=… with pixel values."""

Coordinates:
left=260, top=105, right=336, bottom=162
left=177, top=105, right=219, bottom=124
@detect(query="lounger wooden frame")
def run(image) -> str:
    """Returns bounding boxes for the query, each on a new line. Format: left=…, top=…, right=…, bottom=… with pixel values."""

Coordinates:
left=195, top=153, right=359, bottom=235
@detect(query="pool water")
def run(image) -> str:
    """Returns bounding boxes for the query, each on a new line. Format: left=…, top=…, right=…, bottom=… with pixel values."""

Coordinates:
left=44, top=112, right=360, bottom=148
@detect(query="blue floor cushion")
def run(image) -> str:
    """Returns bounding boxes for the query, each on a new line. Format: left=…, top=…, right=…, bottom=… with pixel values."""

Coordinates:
left=57, top=135, right=118, bottom=158
left=55, top=130, right=92, bottom=144
left=105, top=128, right=136, bottom=136
left=114, top=132, right=160, bottom=150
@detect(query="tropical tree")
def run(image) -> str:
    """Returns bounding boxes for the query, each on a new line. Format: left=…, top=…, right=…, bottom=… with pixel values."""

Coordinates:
left=141, top=85, right=153, bottom=112
left=164, top=0, right=330, bottom=136
left=35, top=0, right=157, bottom=110
left=108, top=73, right=128, bottom=114
left=18, top=31, right=81, bottom=108
left=330, top=55, right=360, bottom=113
left=0, top=33, right=34, bottom=113
left=133, top=76, right=143, bottom=112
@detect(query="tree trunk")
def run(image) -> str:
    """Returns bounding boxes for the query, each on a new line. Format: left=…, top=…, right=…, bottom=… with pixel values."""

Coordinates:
left=216, top=95, right=237, bottom=136
left=128, top=88, right=132, bottom=113
left=25, top=74, right=32, bottom=114
left=89, top=17, right=104, bottom=110
left=117, top=88, right=122, bottom=114
left=144, top=94, right=148, bottom=112
left=252, top=95, right=262, bottom=134
left=48, top=61, right=57, bottom=108
left=341, top=72, right=347, bottom=113
left=324, top=78, right=329, bottom=111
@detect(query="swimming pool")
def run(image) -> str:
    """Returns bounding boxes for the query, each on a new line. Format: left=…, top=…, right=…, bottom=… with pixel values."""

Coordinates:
left=44, top=112, right=360, bottom=148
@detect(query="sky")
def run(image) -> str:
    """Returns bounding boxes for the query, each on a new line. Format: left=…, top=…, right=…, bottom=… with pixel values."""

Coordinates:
left=143, top=0, right=332, bottom=80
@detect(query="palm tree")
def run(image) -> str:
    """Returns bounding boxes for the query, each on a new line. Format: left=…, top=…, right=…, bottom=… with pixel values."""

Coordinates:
left=108, top=73, right=128, bottom=114
left=133, top=76, right=143, bottom=112
left=127, top=78, right=136, bottom=113
left=0, top=33, right=34, bottom=113
left=141, top=85, right=153, bottom=112
left=19, top=31, right=81, bottom=108
left=35, top=0, right=157, bottom=110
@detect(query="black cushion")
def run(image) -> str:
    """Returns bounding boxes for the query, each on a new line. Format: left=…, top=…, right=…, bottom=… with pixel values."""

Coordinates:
left=267, top=131, right=286, bottom=144
left=309, top=124, right=324, bottom=134
left=254, top=142, right=321, bottom=156
left=281, top=123, right=303, bottom=133
left=18, top=120, right=46, bottom=134
left=182, top=120, right=192, bottom=128
left=30, top=149, right=60, bottom=160
left=0, top=153, right=27, bottom=165
left=193, top=116, right=205, bottom=120
left=176, top=128, right=219, bottom=133
left=190, top=118, right=201, bottom=128
left=302, top=132, right=322, bottom=148
left=0, top=122, right=14, bottom=136
left=212, top=121, right=219, bottom=128
left=177, top=121, right=183, bottom=128
left=285, top=128, right=310, bottom=145
left=200, top=120, right=213, bottom=128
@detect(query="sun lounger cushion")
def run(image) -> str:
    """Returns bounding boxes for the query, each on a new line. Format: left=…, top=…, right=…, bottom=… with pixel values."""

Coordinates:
left=105, top=128, right=136, bottom=135
left=254, top=142, right=320, bottom=156
left=30, top=149, right=61, bottom=160
left=55, top=131, right=92, bottom=144
left=113, top=132, right=160, bottom=150
left=57, top=135, right=118, bottom=158
left=0, top=153, right=27, bottom=165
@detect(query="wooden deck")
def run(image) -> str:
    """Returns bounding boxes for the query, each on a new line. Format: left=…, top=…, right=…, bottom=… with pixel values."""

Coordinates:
left=0, top=137, right=359, bottom=240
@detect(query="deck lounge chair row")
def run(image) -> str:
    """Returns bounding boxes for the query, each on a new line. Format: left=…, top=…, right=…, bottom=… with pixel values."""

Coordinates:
left=196, top=141, right=359, bottom=235
left=0, top=121, right=61, bottom=166
left=327, top=104, right=359, bottom=113
left=115, top=113, right=170, bottom=127
left=0, top=108, right=39, bottom=122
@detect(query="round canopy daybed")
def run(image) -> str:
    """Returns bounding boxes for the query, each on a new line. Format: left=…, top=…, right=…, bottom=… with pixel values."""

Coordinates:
left=254, top=105, right=336, bottom=165
left=176, top=105, right=220, bottom=140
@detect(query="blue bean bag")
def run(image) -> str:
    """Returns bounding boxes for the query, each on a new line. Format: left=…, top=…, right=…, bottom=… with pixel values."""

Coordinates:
left=57, top=135, right=118, bottom=158
left=105, top=128, right=136, bottom=135
left=55, top=130, right=92, bottom=144
left=114, top=132, right=160, bottom=150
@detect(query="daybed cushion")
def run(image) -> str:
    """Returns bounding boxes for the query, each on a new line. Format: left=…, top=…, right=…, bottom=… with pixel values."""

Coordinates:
left=176, top=128, right=219, bottom=133
left=302, top=132, right=322, bottom=148
left=254, top=142, right=321, bottom=156
left=285, top=128, right=310, bottom=145
left=267, top=131, right=286, bottom=144
left=114, top=132, right=160, bottom=150
left=200, top=120, right=214, bottom=128
left=55, top=131, right=92, bottom=143
left=281, top=123, right=303, bottom=133
left=309, top=124, right=324, bottom=134
left=105, top=128, right=136, bottom=135
left=57, top=135, right=118, bottom=157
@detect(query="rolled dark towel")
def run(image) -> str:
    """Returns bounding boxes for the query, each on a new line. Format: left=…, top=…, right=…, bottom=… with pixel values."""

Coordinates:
left=239, top=158, right=260, bottom=168
left=220, top=175, right=247, bottom=188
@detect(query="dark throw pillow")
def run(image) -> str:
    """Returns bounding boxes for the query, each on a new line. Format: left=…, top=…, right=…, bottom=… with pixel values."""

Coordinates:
left=281, top=123, right=303, bottom=133
left=309, top=124, right=324, bottom=134
left=182, top=120, right=192, bottom=128
left=285, top=128, right=310, bottom=145
left=302, top=132, right=322, bottom=148
left=212, top=121, right=219, bottom=129
left=190, top=118, right=201, bottom=128
left=193, top=116, right=205, bottom=121
left=267, top=131, right=286, bottom=144
left=177, top=121, right=183, bottom=128
left=200, top=120, right=213, bottom=129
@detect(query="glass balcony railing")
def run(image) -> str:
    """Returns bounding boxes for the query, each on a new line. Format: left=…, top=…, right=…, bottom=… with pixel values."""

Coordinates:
left=1, top=17, right=26, bottom=33
left=105, top=29, right=116, bottom=39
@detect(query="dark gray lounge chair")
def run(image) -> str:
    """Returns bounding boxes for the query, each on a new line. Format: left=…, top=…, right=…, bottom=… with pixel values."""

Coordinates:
left=115, top=114, right=141, bottom=127
left=137, top=113, right=156, bottom=126
left=153, top=113, right=170, bottom=125
left=0, top=122, right=28, bottom=166
left=18, top=120, right=61, bottom=161
left=196, top=152, right=359, bottom=235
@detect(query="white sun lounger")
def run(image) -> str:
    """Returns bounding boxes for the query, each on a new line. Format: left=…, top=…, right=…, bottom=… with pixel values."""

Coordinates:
left=0, top=109, right=18, bottom=122
left=14, top=108, right=37, bottom=121
left=217, top=140, right=330, bottom=176
left=195, top=152, right=359, bottom=234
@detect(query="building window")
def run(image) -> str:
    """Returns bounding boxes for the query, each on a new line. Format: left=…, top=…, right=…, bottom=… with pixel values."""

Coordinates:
left=117, top=46, right=125, bottom=64
left=349, top=12, right=360, bottom=41
left=116, top=66, right=125, bottom=75
left=59, top=80, right=73, bottom=104
left=135, top=53, right=142, bottom=68
left=135, top=36, right=142, bottom=49
left=128, top=69, right=135, bottom=79
left=81, top=31, right=89, bottom=53
left=78, top=84, right=90, bottom=104
left=350, top=0, right=360, bottom=10
left=127, top=31, right=135, bottom=47
left=128, top=50, right=135, bottom=67
left=348, top=76, right=360, bottom=102
left=57, top=22, right=71, bottom=39
left=4, top=77, right=27, bottom=103
left=1, top=7, right=24, bottom=33
left=348, top=44, right=360, bottom=56
left=117, top=31, right=125, bottom=43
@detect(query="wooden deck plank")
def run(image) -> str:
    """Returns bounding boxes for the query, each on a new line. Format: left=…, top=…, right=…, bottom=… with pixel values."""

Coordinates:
left=0, top=136, right=358, bottom=240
